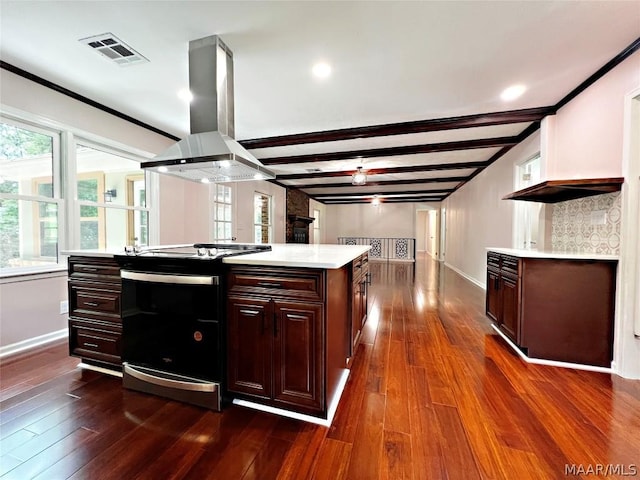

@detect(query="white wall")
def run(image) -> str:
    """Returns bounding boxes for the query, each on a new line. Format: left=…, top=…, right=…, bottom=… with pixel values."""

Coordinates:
left=0, top=271, right=69, bottom=351
left=326, top=202, right=438, bottom=242
left=442, top=132, right=541, bottom=286
left=415, top=211, right=427, bottom=251
left=546, top=50, right=640, bottom=180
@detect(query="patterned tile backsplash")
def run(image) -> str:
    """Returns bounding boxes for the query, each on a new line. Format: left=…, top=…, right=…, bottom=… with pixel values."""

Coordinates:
left=551, top=192, right=622, bottom=255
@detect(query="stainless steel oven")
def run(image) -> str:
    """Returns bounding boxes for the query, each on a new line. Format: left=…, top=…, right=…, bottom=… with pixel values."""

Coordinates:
left=116, top=243, right=271, bottom=411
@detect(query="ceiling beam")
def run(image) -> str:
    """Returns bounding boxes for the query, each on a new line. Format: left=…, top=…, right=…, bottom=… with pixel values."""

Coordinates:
left=275, top=161, right=487, bottom=180
left=322, top=197, right=444, bottom=204
left=240, top=108, right=552, bottom=149
left=259, top=137, right=519, bottom=165
left=311, top=188, right=455, bottom=198
left=296, top=176, right=468, bottom=189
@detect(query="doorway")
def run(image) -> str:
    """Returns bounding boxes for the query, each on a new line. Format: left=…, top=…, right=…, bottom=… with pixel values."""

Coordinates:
left=513, top=154, right=542, bottom=249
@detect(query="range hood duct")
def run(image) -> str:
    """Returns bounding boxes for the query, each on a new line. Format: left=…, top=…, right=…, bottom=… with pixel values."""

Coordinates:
left=142, top=35, right=275, bottom=183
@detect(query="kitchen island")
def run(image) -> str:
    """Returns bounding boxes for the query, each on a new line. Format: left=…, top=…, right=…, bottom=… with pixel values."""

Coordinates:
left=486, top=247, right=617, bottom=369
left=63, top=243, right=370, bottom=425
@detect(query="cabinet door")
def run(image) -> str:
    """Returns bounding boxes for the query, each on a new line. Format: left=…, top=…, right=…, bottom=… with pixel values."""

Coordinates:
left=486, top=269, right=501, bottom=323
left=500, top=276, right=520, bottom=343
left=351, top=280, right=362, bottom=355
left=273, top=301, right=324, bottom=411
left=361, top=271, right=369, bottom=328
left=227, top=297, right=272, bottom=398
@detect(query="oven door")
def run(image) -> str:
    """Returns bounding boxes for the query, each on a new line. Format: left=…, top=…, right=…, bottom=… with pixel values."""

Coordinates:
left=120, top=270, right=223, bottom=409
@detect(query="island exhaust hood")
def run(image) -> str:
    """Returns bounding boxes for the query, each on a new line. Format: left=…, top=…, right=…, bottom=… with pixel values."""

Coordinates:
left=142, top=35, right=275, bottom=183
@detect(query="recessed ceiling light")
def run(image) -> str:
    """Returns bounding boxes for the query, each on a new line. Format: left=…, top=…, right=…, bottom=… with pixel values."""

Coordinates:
left=178, top=89, right=193, bottom=103
left=253, top=173, right=264, bottom=180
left=157, top=166, right=168, bottom=173
left=201, top=178, right=210, bottom=184
left=501, top=84, right=527, bottom=101
left=312, top=62, right=332, bottom=79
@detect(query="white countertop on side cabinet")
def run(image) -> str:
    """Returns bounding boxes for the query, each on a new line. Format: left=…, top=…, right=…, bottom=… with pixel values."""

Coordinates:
left=222, top=244, right=371, bottom=269
left=61, top=248, right=126, bottom=258
left=487, top=247, right=618, bottom=261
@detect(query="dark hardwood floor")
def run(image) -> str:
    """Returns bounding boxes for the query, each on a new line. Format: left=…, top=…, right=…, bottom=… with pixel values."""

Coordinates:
left=1, top=255, right=639, bottom=479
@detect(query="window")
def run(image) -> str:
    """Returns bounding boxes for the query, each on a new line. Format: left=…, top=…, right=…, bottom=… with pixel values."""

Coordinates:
left=254, top=193, right=272, bottom=244
left=212, top=184, right=233, bottom=242
left=75, top=142, right=149, bottom=249
left=0, top=119, right=61, bottom=270
left=0, top=112, right=157, bottom=274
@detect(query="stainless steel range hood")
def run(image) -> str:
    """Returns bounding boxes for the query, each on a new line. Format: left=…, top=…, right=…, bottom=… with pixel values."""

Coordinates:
left=142, top=36, right=275, bottom=183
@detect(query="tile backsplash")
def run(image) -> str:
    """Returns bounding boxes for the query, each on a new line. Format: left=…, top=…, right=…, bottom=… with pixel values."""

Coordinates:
left=551, top=192, right=621, bottom=255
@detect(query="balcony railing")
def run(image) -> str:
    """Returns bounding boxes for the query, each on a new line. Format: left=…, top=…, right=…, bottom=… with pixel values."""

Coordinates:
left=337, top=237, right=416, bottom=262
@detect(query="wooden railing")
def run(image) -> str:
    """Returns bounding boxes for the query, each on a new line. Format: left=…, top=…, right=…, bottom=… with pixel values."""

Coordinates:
left=337, top=237, right=416, bottom=262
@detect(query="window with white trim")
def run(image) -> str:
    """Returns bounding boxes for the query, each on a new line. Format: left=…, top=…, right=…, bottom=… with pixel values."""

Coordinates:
left=0, top=112, right=156, bottom=274
left=74, top=142, right=149, bottom=249
left=254, top=193, right=272, bottom=244
left=212, top=184, right=233, bottom=242
left=0, top=119, right=61, bottom=270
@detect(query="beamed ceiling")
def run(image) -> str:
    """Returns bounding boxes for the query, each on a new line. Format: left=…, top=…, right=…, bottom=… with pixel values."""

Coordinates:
left=243, top=108, right=548, bottom=204
left=1, top=2, right=639, bottom=205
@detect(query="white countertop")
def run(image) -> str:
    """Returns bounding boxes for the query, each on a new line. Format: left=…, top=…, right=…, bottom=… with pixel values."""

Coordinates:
left=61, top=248, right=126, bottom=258
left=61, top=244, right=371, bottom=269
left=223, top=244, right=371, bottom=269
left=487, top=247, right=618, bottom=261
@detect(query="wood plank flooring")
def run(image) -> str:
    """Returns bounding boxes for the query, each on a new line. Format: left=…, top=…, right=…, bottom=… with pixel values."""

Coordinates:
left=1, top=255, right=639, bottom=479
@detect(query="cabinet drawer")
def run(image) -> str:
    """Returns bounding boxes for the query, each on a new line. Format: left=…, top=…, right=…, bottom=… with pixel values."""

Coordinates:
left=487, top=253, right=501, bottom=269
left=68, top=257, right=121, bottom=282
left=228, top=268, right=324, bottom=301
left=69, top=322, right=122, bottom=363
left=501, top=256, right=520, bottom=275
left=70, top=284, right=121, bottom=317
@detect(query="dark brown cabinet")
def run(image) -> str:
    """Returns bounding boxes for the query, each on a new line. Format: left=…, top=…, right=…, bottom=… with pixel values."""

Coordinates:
left=485, top=252, right=521, bottom=343
left=349, top=253, right=369, bottom=362
left=486, top=251, right=617, bottom=367
left=68, top=256, right=122, bottom=370
left=227, top=267, right=329, bottom=416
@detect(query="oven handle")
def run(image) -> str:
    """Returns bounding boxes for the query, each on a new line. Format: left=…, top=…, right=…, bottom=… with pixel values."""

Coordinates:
left=123, top=363, right=217, bottom=392
left=121, top=270, right=219, bottom=286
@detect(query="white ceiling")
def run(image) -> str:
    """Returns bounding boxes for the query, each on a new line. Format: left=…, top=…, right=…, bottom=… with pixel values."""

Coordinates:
left=2, top=1, right=639, bottom=202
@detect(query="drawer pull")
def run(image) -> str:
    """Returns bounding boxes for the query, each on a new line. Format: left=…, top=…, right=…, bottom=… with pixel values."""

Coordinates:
left=257, top=282, right=282, bottom=288
left=82, top=267, right=98, bottom=271
left=239, top=309, right=260, bottom=316
left=84, top=302, right=100, bottom=307
left=83, top=342, right=99, bottom=348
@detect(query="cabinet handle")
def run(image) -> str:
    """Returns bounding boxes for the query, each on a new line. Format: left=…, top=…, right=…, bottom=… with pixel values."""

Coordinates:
left=82, top=267, right=98, bottom=272
left=84, top=302, right=100, bottom=307
left=365, top=272, right=372, bottom=285
left=83, top=342, right=99, bottom=348
left=239, top=309, right=259, bottom=315
left=257, top=281, right=282, bottom=288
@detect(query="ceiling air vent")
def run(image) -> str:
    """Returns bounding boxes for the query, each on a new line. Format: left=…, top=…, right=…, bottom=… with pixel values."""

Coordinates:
left=79, top=33, right=149, bottom=66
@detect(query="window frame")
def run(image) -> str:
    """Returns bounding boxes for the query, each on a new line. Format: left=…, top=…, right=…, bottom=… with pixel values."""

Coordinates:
left=211, top=183, right=234, bottom=243
left=0, top=110, right=158, bottom=277
left=0, top=116, right=64, bottom=274
left=254, top=192, right=272, bottom=244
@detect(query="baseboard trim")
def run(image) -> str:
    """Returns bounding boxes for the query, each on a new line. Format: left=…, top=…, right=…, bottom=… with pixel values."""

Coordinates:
left=444, top=262, right=485, bottom=290
left=491, top=324, right=613, bottom=374
left=233, top=368, right=350, bottom=427
left=0, top=328, right=67, bottom=360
